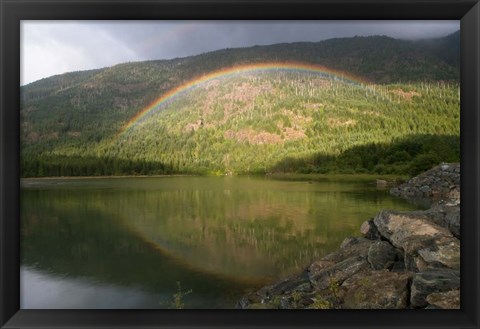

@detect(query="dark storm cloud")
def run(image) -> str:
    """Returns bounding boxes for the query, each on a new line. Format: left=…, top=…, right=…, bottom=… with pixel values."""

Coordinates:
left=96, top=21, right=459, bottom=61
left=21, top=20, right=459, bottom=85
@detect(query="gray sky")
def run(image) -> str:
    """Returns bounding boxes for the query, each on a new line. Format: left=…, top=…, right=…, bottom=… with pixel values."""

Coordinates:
left=21, top=20, right=459, bottom=85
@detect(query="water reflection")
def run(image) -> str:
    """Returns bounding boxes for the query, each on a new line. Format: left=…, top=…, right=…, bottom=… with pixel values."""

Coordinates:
left=21, top=266, right=163, bottom=309
left=21, top=176, right=421, bottom=308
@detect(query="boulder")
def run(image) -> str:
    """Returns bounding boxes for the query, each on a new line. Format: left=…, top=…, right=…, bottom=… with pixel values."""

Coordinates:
left=410, top=269, right=460, bottom=308
left=309, top=255, right=370, bottom=290
left=340, top=237, right=363, bottom=249
left=417, top=236, right=460, bottom=270
left=235, top=271, right=312, bottom=309
left=419, top=185, right=431, bottom=193
left=373, top=210, right=453, bottom=249
left=367, top=241, right=399, bottom=270
left=422, top=202, right=460, bottom=238
left=446, top=188, right=460, bottom=204
left=390, top=259, right=406, bottom=272
left=389, top=163, right=460, bottom=203
left=444, top=207, right=460, bottom=238
left=376, top=179, right=388, bottom=187
left=426, top=289, right=460, bottom=309
left=308, top=260, right=335, bottom=275
left=266, top=272, right=313, bottom=296
left=236, top=295, right=257, bottom=309
left=404, top=253, right=430, bottom=272
left=322, top=237, right=374, bottom=263
left=360, top=219, right=381, bottom=240
left=373, top=211, right=459, bottom=269
left=341, top=270, right=413, bottom=309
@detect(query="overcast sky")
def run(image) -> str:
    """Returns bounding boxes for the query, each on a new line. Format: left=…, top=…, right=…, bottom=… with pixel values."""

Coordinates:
left=20, top=20, right=459, bottom=86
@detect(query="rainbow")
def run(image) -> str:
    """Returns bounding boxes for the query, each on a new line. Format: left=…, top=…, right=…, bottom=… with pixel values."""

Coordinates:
left=118, top=62, right=368, bottom=136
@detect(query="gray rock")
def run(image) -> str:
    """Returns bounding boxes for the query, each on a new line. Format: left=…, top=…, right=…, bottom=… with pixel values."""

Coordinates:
left=390, top=260, right=406, bottom=272
left=342, top=270, right=413, bottom=309
left=310, top=255, right=370, bottom=290
left=404, top=253, right=420, bottom=272
left=279, top=297, right=291, bottom=309
left=447, top=188, right=460, bottom=204
left=358, top=210, right=459, bottom=271
left=339, top=236, right=371, bottom=249
left=236, top=292, right=265, bottom=309
left=367, top=241, right=398, bottom=270
left=389, top=163, right=460, bottom=203
left=268, top=275, right=312, bottom=295
left=417, top=236, right=460, bottom=269
left=340, top=237, right=362, bottom=249
left=376, top=179, right=388, bottom=187
left=295, top=295, right=316, bottom=308
left=235, top=296, right=250, bottom=309
left=422, top=203, right=460, bottom=238
left=426, top=289, right=460, bottom=309
left=308, top=260, right=335, bottom=275
left=422, top=204, right=449, bottom=226
left=444, top=208, right=460, bottom=238
left=410, top=269, right=460, bottom=308
left=373, top=210, right=453, bottom=251
left=419, top=185, right=431, bottom=193
left=322, top=238, right=374, bottom=263
left=414, top=255, right=430, bottom=272
left=440, top=164, right=450, bottom=171
left=360, top=219, right=381, bottom=240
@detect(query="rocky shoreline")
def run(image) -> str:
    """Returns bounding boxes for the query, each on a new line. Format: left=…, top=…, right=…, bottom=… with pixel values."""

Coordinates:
left=237, top=163, right=460, bottom=309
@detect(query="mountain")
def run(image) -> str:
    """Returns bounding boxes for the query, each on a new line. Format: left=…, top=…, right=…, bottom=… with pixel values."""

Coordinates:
left=412, top=30, right=460, bottom=69
left=20, top=33, right=460, bottom=177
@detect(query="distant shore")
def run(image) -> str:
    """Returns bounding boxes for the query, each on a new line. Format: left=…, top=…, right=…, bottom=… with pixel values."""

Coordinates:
left=20, top=174, right=193, bottom=181
left=21, top=172, right=407, bottom=182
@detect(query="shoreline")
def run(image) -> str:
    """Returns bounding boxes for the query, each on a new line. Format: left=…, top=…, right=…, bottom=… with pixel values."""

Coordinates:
left=236, top=163, right=460, bottom=309
left=20, top=174, right=195, bottom=181
left=20, top=172, right=407, bottom=182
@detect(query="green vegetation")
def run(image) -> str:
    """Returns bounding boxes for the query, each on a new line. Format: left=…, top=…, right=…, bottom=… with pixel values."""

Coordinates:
left=20, top=34, right=460, bottom=178
left=163, top=282, right=192, bottom=309
left=308, top=297, right=331, bottom=309
left=328, top=276, right=341, bottom=308
left=97, top=75, right=460, bottom=176
left=271, top=134, right=459, bottom=176
left=21, top=155, right=174, bottom=177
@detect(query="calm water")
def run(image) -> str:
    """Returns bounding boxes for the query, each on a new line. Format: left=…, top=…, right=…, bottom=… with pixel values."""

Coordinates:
left=20, top=176, right=421, bottom=309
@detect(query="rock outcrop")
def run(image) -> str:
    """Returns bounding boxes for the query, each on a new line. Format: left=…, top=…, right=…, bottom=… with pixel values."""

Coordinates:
left=237, top=163, right=460, bottom=309
left=390, top=162, right=460, bottom=204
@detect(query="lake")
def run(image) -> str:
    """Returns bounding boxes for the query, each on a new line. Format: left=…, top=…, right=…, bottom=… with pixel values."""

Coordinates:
left=20, top=175, right=422, bottom=309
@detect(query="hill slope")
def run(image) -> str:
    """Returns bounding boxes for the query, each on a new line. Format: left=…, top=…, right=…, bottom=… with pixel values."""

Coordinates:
left=20, top=33, right=460, bottom=177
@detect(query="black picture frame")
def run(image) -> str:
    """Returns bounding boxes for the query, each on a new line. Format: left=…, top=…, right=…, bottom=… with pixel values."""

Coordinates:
left=1, top=0, right=479, bottom=328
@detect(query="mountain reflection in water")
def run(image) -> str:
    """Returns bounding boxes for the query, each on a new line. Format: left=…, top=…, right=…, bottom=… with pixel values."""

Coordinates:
left=20, top=176, right=421, bottom=308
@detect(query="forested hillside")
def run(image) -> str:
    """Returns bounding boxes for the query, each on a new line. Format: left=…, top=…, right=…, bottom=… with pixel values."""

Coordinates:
left=20, top=33, right=460, bottom=177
